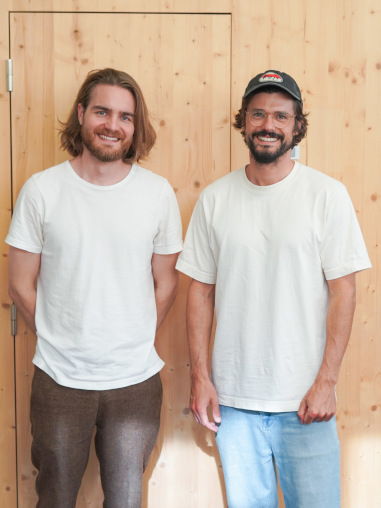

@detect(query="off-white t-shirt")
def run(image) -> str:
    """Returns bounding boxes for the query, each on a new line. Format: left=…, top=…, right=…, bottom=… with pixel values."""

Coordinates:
left=6, top=161, right=183, bottom=390
left=176, top=163, right=371, bottom=411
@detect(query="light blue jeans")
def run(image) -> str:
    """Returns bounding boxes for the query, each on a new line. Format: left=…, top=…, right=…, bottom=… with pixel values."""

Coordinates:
left=215, top=406, right=340, bottom=508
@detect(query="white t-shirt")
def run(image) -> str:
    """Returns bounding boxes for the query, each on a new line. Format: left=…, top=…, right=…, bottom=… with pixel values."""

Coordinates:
left=176, top=163, right=371, bottom=411
left=6, top=161, right=183, bottom=390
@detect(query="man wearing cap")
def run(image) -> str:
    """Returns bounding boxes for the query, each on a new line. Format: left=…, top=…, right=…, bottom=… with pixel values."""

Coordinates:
left=176, top=70, right=371, bottom=507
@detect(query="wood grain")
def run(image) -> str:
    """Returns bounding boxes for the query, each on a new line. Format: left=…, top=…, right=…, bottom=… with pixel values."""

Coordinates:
left=9, top=10, right=231, bottom=508
left=0, top=1, right=379, bottom=507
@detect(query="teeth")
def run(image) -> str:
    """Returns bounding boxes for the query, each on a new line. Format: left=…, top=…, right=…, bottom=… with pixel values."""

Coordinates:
left=99, top=134, right=118, bottom=141
left=258, top=136, right=278, bottom=142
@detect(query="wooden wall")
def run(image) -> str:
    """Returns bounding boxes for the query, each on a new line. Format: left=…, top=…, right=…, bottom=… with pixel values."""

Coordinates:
left=0, top=1, right=380, bottom=507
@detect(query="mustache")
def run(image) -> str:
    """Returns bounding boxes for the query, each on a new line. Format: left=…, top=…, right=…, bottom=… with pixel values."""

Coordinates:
left=252, top=130, right=284, bottom=141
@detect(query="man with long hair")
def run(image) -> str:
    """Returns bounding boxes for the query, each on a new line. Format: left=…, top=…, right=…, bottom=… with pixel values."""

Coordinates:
left=6, top=68, right=182, bottom=507
left=176, top=70, right=371, bottom=507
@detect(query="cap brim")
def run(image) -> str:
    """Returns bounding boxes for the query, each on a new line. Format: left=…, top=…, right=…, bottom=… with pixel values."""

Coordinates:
left=243, top=82, right=302, bottom=104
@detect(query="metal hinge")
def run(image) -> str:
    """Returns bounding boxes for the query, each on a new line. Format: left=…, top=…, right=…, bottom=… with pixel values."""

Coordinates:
left=6, top=59, right=13, bottom=92
left=11, top=304, right=17, bottom=336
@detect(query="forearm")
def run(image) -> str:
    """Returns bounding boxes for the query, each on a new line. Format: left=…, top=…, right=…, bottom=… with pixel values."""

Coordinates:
left=8, top=247, right=40, bottom=334
left=298, top=273, right=357, bottom=423
left=155, top=273, right=178, bottom=330
left=9, top=286, right=37, bottom=333
left=316, top=274, right=356, bottom=386
left=187, top=279, right=215, bottom=381
left=152, top=252, right=180, bottom=331
left=187, top=279, right=220, bottom=430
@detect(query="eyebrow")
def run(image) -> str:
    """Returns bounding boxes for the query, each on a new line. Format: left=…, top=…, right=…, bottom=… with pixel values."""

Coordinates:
left=250, top=108, right=290, bottom=113
left=91, top=105, right=135, bottom=117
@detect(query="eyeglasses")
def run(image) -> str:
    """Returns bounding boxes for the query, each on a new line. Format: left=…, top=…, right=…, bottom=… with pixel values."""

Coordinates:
left=246, top=109, right=296, bottom=128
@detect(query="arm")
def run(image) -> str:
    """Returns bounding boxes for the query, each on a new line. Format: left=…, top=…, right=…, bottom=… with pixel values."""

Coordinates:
left=152, top=252, right=179, bottom=330
left=8, top=246, right=41, bottom=333
left=298, top=272, right=356, bottom=424
left=187, top=279, right=220, bottom=432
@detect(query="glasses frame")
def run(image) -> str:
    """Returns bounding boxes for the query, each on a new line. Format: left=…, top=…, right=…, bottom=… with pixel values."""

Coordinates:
left=245, top=109, right=297, bottom=129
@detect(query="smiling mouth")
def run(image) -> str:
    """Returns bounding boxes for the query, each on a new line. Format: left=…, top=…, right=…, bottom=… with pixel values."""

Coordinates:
left=98, top=134, right=119, bottom=142
left=253, top=130, right=283, bottom=144
left=257, top=135, right=278, bottom=142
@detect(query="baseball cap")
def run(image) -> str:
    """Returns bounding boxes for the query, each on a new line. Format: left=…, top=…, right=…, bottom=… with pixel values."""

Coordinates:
left=243, top=70, right=303, bottom=107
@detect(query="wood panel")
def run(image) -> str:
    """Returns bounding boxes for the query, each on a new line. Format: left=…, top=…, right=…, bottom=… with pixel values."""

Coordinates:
left=293, top=3, right=380, bottom=506
left=0, top=3, right=17, bottom=507
left=10, top=11, right=231, bottom=508
left=0, top=1, right=380, bottom=507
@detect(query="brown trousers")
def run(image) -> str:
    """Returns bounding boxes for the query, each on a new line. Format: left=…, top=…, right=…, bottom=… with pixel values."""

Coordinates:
left=30, top=367, right=162, bottom=508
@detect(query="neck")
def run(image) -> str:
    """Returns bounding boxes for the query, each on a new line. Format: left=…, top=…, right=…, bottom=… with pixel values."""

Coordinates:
left=245, top=151, right=295, bottom=186
left=70, top=152, right=132, bottom=186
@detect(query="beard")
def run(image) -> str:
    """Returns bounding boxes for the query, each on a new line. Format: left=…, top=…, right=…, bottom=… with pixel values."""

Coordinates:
left=81, top=126, right=132, bottom=163
left=246, top=130, right=294, bottom=164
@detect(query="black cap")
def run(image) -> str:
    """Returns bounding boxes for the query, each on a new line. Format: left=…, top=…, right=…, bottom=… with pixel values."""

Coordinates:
left=243, top=70, right=303, bottom=107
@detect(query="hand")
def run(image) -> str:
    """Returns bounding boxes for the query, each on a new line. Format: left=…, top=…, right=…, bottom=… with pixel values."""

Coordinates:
left=189, top=377, right=221, bottom=432
left=297, top=379, right=336, bottom=425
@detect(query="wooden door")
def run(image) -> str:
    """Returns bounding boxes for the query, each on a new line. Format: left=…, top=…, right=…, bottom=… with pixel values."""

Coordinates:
left=10, top=12, right=231, bottom=507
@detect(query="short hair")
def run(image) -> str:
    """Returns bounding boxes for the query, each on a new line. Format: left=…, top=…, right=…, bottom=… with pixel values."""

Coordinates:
left=233, top=85, right=308, bottom=148
left=59, top=68, right=156, bottom=163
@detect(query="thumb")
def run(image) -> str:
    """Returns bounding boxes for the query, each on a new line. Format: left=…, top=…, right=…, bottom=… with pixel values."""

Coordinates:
left=211, top=398, right=221, bottom=423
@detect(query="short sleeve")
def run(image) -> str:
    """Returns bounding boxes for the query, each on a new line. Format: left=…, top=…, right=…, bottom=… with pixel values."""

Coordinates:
left=176, top=193, right=217, bottom=284
left=320, top=185, right=372, bottom=280
left=153, top=181, right=183, bottom=255
left=5, top=177, right=44, bottom=253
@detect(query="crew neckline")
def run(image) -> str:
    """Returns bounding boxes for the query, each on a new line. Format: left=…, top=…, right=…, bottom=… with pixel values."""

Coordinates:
left=66, top=160, right=137, bottom=190
left=240, top=162, right=301, bottom=194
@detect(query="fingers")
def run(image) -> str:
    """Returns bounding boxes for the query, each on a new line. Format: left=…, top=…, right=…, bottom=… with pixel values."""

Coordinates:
left=298, top=405, right=335, bottom=425
left=190, top=397, right=220, bottom=432
left=298, top=386, right=336, bottom=425
left=302, top=411, right=314, bottom=425
left=297, top=399, right=307, bottom=424
left=191, top=407, right=219, bottom=432
left=189, top=380, right=221, bottom=432
left=308, top=412, right=335, bottom=424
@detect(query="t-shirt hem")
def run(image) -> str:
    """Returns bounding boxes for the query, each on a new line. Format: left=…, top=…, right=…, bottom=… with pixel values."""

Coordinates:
left=5, top=235, right=42, bottom=254
left=218, top=395, right=302, bottom=412
left=176, top=258, right=216, bottom=284
left=153, top=242, right=183, bottom=255
left=324, top=259, right=372, bottom=280
left=32, top=357, right=165, bottom=390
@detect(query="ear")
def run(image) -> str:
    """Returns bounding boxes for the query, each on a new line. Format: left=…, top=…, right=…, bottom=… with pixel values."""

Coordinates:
left=77, top=103, right=84, bottom=126
left=293, top=118, right=302, bottom=136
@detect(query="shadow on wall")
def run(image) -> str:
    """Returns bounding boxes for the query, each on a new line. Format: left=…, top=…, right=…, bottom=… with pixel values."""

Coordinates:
left=142, top=403, right=228, bottom=507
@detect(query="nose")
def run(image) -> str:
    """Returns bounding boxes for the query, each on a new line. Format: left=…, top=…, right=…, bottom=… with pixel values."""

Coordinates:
left=105, top=114, right=119, bottom=131
left=262, top=113, right=276, bottom=130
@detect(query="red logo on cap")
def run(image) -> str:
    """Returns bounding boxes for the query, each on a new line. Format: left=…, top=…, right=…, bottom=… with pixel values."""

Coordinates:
left=259, top=72, right=283, bottom=83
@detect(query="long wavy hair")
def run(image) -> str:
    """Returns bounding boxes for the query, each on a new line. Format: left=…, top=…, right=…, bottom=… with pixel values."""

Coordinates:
left=233, top=85, right=308, bottom=148
left=59, top=68, right=156, bottom=163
